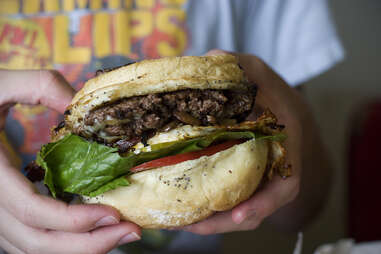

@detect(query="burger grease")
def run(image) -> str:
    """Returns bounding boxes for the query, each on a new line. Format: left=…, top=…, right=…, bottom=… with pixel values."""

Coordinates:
left=46, top=55, right=290, bottom=228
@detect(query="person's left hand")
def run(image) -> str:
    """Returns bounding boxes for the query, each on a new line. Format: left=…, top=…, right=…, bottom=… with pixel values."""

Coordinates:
left=0, top=70, right=141, bottom=254
left=175, top=50, right=307, bottom=234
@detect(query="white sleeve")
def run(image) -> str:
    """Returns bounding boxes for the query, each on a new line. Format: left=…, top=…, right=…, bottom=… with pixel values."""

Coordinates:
left=240, top=0, right=345, bottom=86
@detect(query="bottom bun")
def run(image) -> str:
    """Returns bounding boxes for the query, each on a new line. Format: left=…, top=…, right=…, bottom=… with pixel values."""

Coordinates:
left=82, top=139, right=269, bottom=228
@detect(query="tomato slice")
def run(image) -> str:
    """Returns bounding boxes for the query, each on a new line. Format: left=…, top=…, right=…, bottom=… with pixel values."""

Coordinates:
left=130, top=139, right=245, bottom=173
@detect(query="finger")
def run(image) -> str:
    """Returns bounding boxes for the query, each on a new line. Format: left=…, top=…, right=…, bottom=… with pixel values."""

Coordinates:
left=5, top=187, right=123, bottom=233
left=0, top=152, right=122, bottom=233
left=204, top=51, right=297, bottom=116
left=235, top=54, right=307, bottom=121
left=202, top=50, right=278, bottom=119
left=24, top=194, right=120, bottom=232
left=20, top=195, right=123, bottom=232
left=232, top=175, right=300, bottom=225
left=181, top=210, right=262, bottom=235
left=0, top=69, right=75, bottom=113
left=0, top=207, right=140, bottom=254
left=204, top=50, right=287, bottom=98
left=0, top=235, right=24, bottom=254
left=180, top=211, right=234, bottom=235
left=44, top=222, right=140, bottom=254
left=204, top=49, right=232, bottom=56
left=0, top=206, right=40, bottom=254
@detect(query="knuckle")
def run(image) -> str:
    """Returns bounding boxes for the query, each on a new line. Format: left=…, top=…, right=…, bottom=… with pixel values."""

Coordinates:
left=67, top=205, right=108, bottom=232
left=68, top=214, right=82, bottom=230
left=64, top=205, right=86, bottom=231
left=63, top=204, right=105, bottom=232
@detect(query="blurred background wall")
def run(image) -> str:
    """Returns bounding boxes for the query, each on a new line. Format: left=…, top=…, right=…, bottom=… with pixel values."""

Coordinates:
left=223, top=0, right=381, bottom=253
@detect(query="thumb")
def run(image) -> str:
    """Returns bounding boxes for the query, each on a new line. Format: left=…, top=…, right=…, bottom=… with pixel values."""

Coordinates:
left=0, top=69, right=75, bottom=113
left=204, top=49, right=232, bottom=56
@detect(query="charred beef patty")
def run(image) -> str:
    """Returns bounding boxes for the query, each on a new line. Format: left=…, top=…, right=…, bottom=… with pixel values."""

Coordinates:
left=76, top=88, right=256, bottom=151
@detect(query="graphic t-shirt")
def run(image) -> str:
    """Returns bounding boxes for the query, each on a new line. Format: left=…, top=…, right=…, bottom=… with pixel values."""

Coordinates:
left=0, top=0, right=344, bottom=168
left=0, top=0, right=344, bottom=252
left=1, top=0, right=193, bottom=168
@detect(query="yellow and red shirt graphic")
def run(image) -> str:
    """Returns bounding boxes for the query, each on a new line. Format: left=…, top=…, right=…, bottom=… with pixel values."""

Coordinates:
left=0, top=0, right=189, bottom=166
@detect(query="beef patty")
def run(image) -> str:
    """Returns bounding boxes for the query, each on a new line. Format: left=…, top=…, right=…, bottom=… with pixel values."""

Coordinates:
left=75, top=88, right=256, bottom=151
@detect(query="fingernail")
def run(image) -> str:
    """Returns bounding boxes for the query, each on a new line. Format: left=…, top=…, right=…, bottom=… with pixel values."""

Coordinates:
left=236, top=209, right=256, bottom=224
left=118, top=232, right=141, bottom=245
left=95, top=216, right=119, bottom=227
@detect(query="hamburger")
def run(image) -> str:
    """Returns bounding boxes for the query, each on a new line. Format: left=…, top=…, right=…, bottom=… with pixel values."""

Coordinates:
left=35, top=54, right=291, bottom=228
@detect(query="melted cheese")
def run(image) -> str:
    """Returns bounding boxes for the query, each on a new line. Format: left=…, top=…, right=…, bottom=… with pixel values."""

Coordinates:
left=133, top=125, right=232, bottom=150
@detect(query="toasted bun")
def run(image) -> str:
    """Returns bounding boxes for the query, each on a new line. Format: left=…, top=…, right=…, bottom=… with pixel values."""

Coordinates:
left=82, top=138, right=270, bottom=228
left=66, top=55, right=249, bottom=130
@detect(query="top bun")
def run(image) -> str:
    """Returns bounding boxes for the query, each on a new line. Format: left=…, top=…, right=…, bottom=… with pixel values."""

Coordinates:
left=66, top=55, right=249, bottom=130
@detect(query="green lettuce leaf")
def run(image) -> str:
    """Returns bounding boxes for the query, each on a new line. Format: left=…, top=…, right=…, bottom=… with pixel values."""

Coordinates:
left=37, top=131, right=285, bottom=198
left=37, top=134, right=135, bottom=197
left=87, top=176, right=130, bottom=197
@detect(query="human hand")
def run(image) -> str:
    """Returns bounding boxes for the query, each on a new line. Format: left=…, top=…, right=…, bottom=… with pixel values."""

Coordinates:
left=0, top=70, right=141, bottom=254
left=178, top=50, right=306, bottom=234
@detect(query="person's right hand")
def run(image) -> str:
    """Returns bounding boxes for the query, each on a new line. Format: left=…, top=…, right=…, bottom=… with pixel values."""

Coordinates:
left=0, top=70, right=141, bottom=254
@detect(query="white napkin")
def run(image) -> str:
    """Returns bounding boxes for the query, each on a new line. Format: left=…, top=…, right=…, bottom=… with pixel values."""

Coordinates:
left=293, top=232, right=304, bottom=254
left=293, top=236, right=381, bottom=254
left=313, top=239, right=354, bottom=254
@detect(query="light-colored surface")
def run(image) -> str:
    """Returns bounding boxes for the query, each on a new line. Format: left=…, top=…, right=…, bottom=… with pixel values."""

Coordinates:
left=223, top=0, right=381, bottom=253
left=84, top=139, right=269, bottom=228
